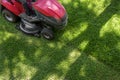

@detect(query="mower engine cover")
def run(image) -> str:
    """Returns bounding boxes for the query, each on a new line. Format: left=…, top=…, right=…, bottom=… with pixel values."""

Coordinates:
left=33, top=0, right=66, bottom=21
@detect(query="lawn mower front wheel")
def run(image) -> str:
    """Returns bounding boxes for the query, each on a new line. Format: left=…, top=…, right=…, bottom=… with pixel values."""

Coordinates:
left=41, top=28, right=54, bottom=40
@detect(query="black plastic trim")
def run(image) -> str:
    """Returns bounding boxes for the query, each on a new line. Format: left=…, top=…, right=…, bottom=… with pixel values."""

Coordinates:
left=37, top=12, right=68, bottom=29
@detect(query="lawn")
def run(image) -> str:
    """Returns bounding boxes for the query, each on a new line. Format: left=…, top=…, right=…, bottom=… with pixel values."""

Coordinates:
left=0, top=0, right=120, bottom=80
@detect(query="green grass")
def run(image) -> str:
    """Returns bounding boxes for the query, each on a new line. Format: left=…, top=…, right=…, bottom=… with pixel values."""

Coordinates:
left=0, top=0, right=120, bottom=80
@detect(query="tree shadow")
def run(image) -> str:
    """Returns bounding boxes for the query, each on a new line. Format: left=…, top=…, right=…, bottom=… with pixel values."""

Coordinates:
left=0, top=36, right=38, bottom=79
left=64, top=0, right=120, bottom=79
left=29, top=0, right=120, bottom=80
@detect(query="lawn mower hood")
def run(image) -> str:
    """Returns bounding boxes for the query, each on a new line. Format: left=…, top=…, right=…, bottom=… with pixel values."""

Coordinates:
left=33, top=0, right=67, bottom=29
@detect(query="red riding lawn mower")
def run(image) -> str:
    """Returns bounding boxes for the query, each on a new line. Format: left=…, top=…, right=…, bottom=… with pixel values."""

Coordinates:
left=0, top=0, right=68, bottom=40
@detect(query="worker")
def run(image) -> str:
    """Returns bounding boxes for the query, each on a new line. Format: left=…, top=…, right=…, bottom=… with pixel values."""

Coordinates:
left=18, top=0, right=37, bottom=21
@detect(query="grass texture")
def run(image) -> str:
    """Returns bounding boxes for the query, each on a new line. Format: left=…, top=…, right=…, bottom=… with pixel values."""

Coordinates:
left=0, top=0, right=120, bottom=80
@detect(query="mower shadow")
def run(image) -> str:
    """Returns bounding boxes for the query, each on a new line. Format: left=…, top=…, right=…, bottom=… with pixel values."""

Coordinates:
left=0, top=0, right=120, bottom=80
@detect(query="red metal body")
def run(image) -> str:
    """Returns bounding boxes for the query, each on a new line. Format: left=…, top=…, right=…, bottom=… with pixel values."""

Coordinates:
left=33, top=0, right=66, bottom=19
left=0, top=0, right=66, bottom=20
left=0, top=0, right=24, bottom=15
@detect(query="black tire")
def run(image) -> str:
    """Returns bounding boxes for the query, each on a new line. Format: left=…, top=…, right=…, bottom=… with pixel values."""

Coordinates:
left=2, top=9, right=18, bottom=23
left=41, top=28, right=54, bottom=40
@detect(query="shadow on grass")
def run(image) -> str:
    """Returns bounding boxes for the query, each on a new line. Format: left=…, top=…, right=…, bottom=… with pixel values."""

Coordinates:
left=30, top=0, right=120, bottom=80
left=0, top=0, right=120, bottom=80
left=64, top=0, right=120, bottom=79
left=0, top=36, right=37, bottom=79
